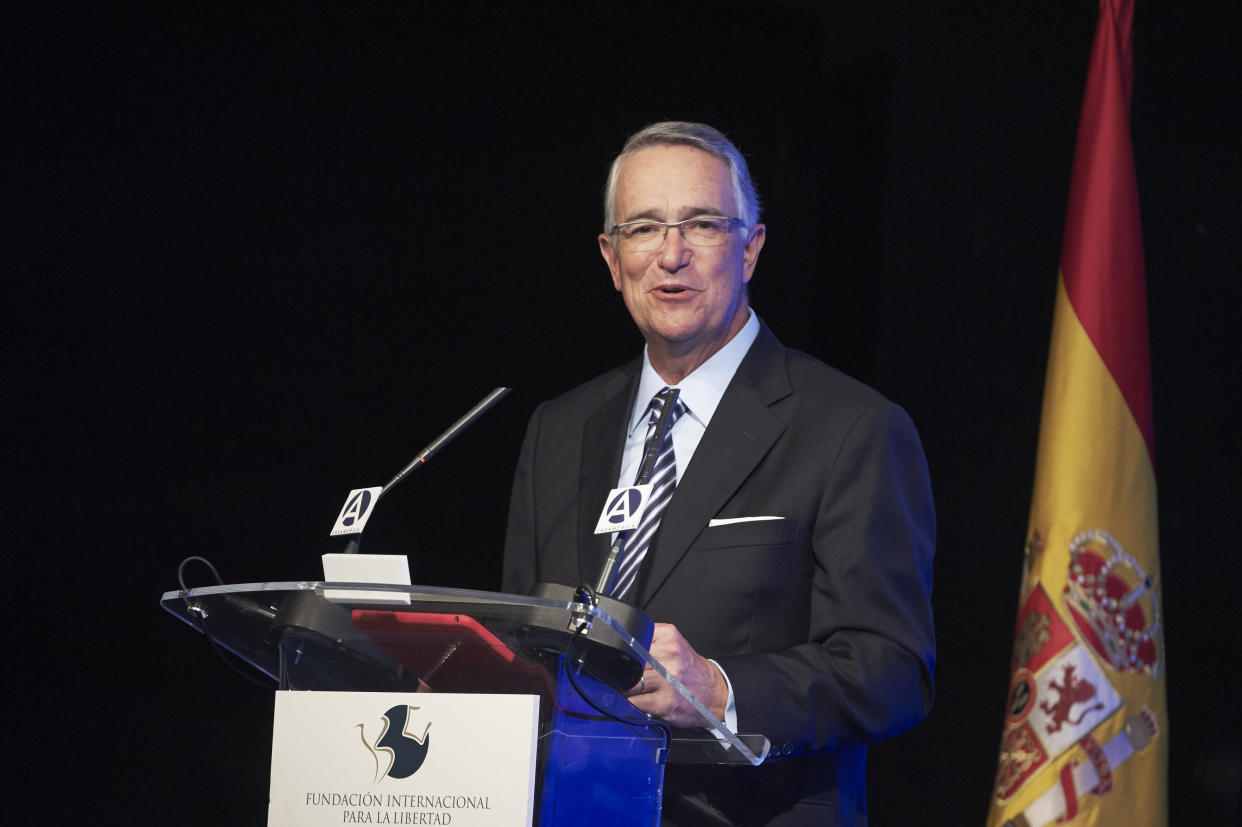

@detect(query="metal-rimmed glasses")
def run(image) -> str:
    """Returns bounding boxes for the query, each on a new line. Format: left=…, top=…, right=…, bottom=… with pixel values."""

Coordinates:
left=609, top=215, right=746, bottom=252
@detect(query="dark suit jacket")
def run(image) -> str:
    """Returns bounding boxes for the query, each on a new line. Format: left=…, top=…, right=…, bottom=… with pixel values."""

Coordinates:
left=503, top=321, right=935, bottom=826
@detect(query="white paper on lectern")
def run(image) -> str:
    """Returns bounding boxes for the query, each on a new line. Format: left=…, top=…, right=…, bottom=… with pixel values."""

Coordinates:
left=322, top=553, right=412, bottom=605
left=269, top=691, right=538, bottom=826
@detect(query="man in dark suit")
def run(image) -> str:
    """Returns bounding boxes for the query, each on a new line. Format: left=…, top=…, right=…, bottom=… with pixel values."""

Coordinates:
left=503, top=122, right=935, bottom=825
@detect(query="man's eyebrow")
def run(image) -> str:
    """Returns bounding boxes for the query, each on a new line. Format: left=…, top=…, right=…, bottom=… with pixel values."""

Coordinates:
left=618, top=209, right=664, bottom=223
left=677, top=206, right=726, bottom=220
left=619, top=206, right=725, bottom=223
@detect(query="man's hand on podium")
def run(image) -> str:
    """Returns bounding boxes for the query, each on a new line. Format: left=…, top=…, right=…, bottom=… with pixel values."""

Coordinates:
left=624, top=622, right=729, bottom=728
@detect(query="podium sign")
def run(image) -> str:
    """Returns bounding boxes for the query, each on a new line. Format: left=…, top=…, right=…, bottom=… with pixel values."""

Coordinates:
left=269, top=691, right=539, bottom=826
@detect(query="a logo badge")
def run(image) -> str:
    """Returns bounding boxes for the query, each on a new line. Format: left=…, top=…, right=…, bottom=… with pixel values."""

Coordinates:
left=357, top=704, right=432, bottom=783
left=330, top=487, right=384, bottom=536
left=593, top=485, right=653, bottom=534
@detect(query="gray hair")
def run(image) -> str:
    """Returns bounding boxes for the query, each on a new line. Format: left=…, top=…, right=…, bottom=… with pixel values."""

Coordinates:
left=602, top=121, right=761, bottom=232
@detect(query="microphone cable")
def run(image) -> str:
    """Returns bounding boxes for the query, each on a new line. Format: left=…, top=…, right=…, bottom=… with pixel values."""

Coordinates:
left=175, top=555, right=278, bottom=690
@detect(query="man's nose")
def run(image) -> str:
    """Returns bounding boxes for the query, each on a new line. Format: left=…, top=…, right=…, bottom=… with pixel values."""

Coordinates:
left=657, top=226, right=691, bottom=270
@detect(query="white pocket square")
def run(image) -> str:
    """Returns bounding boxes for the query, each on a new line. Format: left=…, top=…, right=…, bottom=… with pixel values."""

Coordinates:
left=707, top=516, right=785, bottom=527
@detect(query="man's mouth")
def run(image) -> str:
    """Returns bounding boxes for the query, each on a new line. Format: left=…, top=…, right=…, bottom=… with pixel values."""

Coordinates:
left=654, top=284, right=693, bottom=294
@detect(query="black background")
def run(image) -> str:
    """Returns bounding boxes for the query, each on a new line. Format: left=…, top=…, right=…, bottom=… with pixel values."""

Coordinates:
left=8, top=1, right=1240, bottom=823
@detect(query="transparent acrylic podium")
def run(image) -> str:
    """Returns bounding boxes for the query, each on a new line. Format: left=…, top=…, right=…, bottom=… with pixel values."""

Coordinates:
left=161, top=581, right=769, bottom=826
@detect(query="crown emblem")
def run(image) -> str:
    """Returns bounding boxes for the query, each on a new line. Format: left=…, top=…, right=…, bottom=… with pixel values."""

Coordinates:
left=1062, top=530, right=1163, bottom=677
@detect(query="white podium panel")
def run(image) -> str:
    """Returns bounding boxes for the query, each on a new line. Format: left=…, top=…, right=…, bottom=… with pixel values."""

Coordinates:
left=269, top=691, right=539, bottom=826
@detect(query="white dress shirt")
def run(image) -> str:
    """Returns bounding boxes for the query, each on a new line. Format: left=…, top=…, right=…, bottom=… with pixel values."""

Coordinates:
left=615, top=309, right=761, bottom=488
left=612, top=308, right=760, bottom=735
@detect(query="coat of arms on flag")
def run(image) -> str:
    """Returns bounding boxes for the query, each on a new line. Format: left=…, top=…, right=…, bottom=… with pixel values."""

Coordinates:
left=993, top=572, right=1161, bottom=816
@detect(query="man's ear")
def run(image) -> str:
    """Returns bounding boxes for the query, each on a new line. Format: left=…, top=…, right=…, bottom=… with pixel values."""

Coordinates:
left=599, top=233, right=623, bottom=291
left=741, top=223, right=766, bottom=284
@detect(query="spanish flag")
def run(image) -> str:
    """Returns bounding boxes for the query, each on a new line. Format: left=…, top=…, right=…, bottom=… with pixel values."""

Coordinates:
left=986, top=1, right=1167, bottom=825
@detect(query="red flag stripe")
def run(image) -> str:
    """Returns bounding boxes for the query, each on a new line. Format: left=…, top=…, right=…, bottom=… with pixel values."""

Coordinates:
left=1060, top=0, right=1154, bottom=463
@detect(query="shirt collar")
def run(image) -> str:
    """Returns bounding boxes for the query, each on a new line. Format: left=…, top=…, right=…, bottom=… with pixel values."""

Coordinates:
left=628, top=309, right=760, bottom=436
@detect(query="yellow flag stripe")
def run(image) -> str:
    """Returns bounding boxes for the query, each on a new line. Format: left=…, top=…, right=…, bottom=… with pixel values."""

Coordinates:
left=1028, top=273, right=1159, bottom=599
left=987, top=274, right=1166, bottom=826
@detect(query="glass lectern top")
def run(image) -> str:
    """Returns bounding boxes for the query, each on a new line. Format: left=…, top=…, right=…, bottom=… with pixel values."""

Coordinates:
left=161, top=581, right=768, bottom=766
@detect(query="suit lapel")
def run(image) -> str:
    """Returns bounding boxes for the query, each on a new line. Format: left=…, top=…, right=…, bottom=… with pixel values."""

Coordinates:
left=634, top=323, right=793, bottom=607
left=576, top=365, right=640, bottom=585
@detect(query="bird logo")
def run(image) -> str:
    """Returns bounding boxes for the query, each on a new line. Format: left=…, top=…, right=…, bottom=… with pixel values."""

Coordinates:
left=357, top=704, right=432, bottom=783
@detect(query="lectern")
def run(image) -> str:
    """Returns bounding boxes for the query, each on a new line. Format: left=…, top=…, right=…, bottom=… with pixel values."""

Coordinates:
left=161, top=581, right=769, bottom=825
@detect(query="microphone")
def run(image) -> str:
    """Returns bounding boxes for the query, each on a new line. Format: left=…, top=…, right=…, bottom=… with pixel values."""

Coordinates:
left=333, top=386, right=511, bottom=553
left=594, top=387, right=681, bottom=596
left=518, top=391, right=680, bottom=691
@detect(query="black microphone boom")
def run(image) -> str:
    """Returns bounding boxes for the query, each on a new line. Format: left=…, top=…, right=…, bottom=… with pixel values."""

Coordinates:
left=380, top=386, right=512, bottom=497
left=343, top=386, right=511, bottom=553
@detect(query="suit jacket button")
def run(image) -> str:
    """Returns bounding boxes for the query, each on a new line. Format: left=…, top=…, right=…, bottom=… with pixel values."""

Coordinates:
left=783, top=743, right=794, bottom=755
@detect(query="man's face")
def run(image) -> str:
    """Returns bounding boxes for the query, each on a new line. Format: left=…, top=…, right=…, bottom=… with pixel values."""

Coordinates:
left=599, top=145, right=765, bottom=370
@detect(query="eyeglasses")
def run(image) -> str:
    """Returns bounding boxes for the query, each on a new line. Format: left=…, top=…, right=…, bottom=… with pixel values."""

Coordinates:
left=609, top=215, right=746, bottom=252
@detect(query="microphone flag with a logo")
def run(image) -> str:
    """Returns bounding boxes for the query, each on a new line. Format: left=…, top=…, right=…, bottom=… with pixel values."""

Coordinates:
left=985, top=2, right=1168, bottom=825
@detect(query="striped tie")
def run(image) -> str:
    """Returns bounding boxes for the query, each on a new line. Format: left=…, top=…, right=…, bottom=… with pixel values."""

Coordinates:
left=613, top=388, right=688, bottom=600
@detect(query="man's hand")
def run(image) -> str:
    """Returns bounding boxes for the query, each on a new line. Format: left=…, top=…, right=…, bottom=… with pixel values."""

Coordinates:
left=623, top=622, right=729, bottom=728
